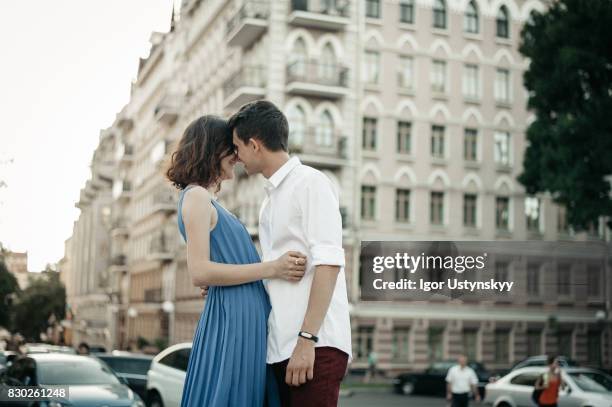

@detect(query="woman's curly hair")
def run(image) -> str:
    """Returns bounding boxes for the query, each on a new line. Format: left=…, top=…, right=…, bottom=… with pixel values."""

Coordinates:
left=166, top=115, right=235, bottom=190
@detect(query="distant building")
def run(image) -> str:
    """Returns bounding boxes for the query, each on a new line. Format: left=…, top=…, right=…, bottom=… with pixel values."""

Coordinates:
left=4, top=251, right=30, bottom=290
left=62, top=0, right=612, bottom=371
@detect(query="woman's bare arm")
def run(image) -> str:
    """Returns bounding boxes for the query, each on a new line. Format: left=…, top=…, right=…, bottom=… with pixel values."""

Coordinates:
left=182, top=186, right=306, bottom=286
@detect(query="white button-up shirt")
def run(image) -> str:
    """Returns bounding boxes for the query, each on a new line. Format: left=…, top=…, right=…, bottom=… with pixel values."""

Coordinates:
left=445, top=365, right=478, bottom=394
left=259, top=157, right=352, bottom=364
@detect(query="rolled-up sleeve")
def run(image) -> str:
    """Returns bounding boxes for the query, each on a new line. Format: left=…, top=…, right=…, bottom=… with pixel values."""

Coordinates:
left=300, top=172, right=345, bottom=267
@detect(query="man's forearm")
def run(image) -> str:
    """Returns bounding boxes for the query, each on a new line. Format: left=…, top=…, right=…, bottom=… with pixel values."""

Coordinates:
left=300, top=265, right=340, bottom=335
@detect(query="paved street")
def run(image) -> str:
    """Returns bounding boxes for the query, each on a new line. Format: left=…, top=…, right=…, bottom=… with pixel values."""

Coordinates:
left=340, top=391, right=448, bottom=407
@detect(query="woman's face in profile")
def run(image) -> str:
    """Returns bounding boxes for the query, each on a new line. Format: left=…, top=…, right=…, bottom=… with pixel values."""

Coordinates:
left=219, top=150, right=238, bottom=181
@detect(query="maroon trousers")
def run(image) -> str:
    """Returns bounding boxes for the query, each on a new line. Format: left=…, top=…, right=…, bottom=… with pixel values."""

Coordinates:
left=270, top=347, right=348, bottom=407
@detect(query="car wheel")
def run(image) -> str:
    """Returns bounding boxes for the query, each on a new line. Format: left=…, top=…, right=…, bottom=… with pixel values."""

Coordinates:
left=148, top=391, right=164, bottom=407
left=401, top=381, right=415, bottom=395
left=496, top=402, right=511, bottom=407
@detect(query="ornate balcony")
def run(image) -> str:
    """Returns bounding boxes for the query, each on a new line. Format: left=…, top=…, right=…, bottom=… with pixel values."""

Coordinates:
left=226, top=1, right=269, bottom=49
left=148, top=232, right=174, bottom=262
left=154, top=94, right=182, bottom=125
left=288, top=0, right=349, bottom=31
left=223, top=66, right=266, bottom=109
left=288, top=128, right=348, bottom=168
left=286, top=60, right=348, bottom=99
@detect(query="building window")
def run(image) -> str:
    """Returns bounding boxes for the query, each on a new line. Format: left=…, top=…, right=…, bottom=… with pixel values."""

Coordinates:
left=463, top=194, right=477, bottom=227
left=494, top=329, right=510, bottom=363
left=557, top=264, right=571, bottom=296
left=366, top=0, right=380, bottom=18
left=287, top=105, right=306, bottom=149
left=428, top=327, right=444, bottom=362
left=587, top=331, right=602, bottom=366
left=362, top=117, right=377, bottom=150
left=495, top=261, right=509, bottom=295
left=396, top=189, right=411, bottom=223
left=398, top=56, right=414, bottom=89
left=527, top=263, right=540, bottom=296
left=527, top=330, right=541, bottom=356
left=495, top=68, right=511, bottom=103
left=462, top=329, right=478, bottom=361
left=463, top=64, right=479, bottom=100
left=361, top=185, right=377, bottom=220
left=356, top=326, right=374, bottom=360
left=399, top=0, right=415, bottom=24
left=587, top=265, right=601, bottom=297
left=525, top=196, right=541, bottom=233
left=496, top=196, right=510, bottom=231
left=431, top=60, right=446, bottom=93
left=316, top=110, right=334, bottom=147
left=433, top=0, right=447, bottom=29
left=397, top=121, right=412, bottom=154
left=557, top=330, right=573, bottom=358
left=431, top=125, right=445, bottom=158
left=392, top=327, right=411, bottom=360
left=363, top=51, right=380, bottom=84
left=557, top=205, right=570, bottom=233
left=464, top=0, right=479, bottom=33
left=289, top=38, right=308, bottom=77
left=464, top=128, right=478, bottom=161
left=319, top=43, right=337, bottom=82
left=496, top=6, right=510, bottom=38
left=430, top=191, right=444, bottom=225
left=494, top=131, right=511, bottom=166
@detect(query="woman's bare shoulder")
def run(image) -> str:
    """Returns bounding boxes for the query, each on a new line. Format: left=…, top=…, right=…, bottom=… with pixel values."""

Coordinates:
left=182, top=186, right=213, bottom=212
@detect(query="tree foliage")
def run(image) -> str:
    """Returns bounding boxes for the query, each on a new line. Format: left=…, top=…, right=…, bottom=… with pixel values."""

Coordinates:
left=518, top=0, right=612, bottom=229
left=0, top=258, right=19, bottom=329
left=13, top=269, right=66, bottom=341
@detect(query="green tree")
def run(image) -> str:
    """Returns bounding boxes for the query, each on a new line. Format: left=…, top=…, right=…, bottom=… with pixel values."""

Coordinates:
left=518, top=0, right=612, bottom=230
left=0, top=258, right=19, bottom=330
left=13, top=267, right=66, bottom=341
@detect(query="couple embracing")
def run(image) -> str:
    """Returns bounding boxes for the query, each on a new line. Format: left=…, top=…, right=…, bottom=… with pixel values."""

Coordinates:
left=166, top=100, right=352, bottom=407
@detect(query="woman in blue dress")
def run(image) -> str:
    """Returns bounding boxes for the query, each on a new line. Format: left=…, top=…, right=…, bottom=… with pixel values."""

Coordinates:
left=166, top=116, right=306, bottom=406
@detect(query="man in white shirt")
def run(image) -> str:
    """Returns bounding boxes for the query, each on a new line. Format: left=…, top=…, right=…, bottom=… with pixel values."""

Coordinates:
left=228, top=100, right=352, bottom=407
left=445, top=355, right=481, bottom=407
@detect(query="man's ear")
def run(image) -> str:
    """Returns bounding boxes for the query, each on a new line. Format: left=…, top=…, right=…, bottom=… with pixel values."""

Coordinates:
left=249, top=137, right=261, bottom=153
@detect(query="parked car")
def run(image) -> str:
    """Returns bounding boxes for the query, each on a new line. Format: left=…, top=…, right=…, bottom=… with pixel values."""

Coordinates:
left=96, top=353, right=153, bottom=402
left=393, top=360, right=491, bottom=397
left=0, top=353, right=145, bottom=406
left=146, top=342, right=191, bottom=407
left=24, top=343, right=76, bottom=355
left=0, top=350, right=19, bottom=368
left=484, top=366, right=612, bottom=407
left=511, top=355, right=580, bottom=371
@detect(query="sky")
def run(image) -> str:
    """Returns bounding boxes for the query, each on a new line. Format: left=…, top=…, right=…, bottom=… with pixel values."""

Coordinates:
left=0, top=1, right=175, bottom=271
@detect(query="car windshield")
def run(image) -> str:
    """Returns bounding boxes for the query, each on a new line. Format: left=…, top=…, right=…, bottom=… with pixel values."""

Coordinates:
left=99, top=358, right=152, bottom=375
left=38, top=359, right=121, bottom=385
left=569, top=372, right=612, bottom=393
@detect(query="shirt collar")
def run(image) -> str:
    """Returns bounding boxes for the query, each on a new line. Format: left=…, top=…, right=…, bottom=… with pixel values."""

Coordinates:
left=264, top=156, right=301, bottom=193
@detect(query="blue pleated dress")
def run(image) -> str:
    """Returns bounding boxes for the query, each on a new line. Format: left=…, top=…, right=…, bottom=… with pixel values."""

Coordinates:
left=177, top=186, right=278, bottom=406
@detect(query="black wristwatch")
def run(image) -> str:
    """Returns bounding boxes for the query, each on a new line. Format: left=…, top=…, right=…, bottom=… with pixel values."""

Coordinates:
left=298, top=331, right=319, bottom=343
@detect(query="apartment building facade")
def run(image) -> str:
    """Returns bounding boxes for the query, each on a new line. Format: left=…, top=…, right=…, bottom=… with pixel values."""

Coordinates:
left=63, top=0, right=612, bottom=371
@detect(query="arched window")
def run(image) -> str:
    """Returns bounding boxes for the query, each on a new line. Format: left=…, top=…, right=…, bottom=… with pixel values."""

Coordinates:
left=289, top=38, right=308, bottom=78
left=319, top=43, right=337, bottom=84
left=464, top=1, right=479, bottom=34
left=316, top=110, right=334, bottom=147
left=287, top=105, right=306, bottom=149
left=433, top=0, right=447, bottom=29
left=496, top=6, right=510, bottom=38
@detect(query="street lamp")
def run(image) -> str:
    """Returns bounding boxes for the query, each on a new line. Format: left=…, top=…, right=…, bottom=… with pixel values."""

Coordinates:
left=161, top=301, right=174, bottom=313
left=127, top=307, right=138, bottom=319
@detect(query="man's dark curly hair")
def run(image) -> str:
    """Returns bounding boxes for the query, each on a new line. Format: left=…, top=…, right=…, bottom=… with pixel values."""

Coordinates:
left=227, top=100, right=288, bottom=152
left=166, top=115, right=234, bottom=190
